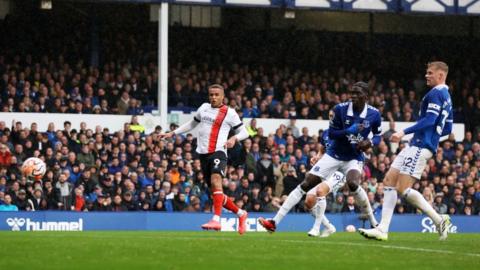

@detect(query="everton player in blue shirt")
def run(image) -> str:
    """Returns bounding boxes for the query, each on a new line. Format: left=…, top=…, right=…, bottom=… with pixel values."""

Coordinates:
left=259, top=82, right=381, bottom=232
left=359, top=61, right=452, bottom=241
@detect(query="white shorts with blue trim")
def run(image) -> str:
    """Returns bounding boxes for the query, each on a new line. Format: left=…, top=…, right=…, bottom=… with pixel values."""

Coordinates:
left=308, top=154, right=362, bottom=191
left=307, top=171, right=346, bottom=195
left=391, top=145, right=433, bottom=179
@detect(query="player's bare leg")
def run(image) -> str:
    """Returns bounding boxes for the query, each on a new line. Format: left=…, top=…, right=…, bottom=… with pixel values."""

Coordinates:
left=346, top=170, right=378, bottom=228
left=202, top=173, right=248, bottom=234
left=259, top=174, right=322, bottom=233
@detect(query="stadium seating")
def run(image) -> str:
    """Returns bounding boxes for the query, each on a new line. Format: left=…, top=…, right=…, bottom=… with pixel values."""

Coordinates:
left=0, top=9, right=479, bottom=216
left=0, top=115, right=478, bottom=215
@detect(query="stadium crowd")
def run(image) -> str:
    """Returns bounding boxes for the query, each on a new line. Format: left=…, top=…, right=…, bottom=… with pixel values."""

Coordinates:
left=1, top=55, right=480, bottom=133
left=0, top=9, right=479, bottom=215
left=0, top=114, right=478, bottom=216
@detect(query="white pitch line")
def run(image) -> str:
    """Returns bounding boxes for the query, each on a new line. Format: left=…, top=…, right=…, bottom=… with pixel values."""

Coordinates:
left=282, top=239, right=480, bottom=258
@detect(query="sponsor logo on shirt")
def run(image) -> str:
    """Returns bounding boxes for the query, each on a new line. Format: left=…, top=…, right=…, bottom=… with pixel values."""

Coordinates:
left=201, top=116, right=216, bottom=123
left=346, top=134, right=364, bottom=144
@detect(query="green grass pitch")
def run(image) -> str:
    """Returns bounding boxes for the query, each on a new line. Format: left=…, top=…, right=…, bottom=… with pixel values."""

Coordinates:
left=0, top=231, right=479, bottom=270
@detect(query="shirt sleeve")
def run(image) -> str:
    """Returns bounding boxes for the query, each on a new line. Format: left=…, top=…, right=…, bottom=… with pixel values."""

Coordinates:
left=328, top=105, right=348, bottom=139
left=441, top=108, right=453, bottom=136
left=370, top=114, right=382, bottom=145
left=228, top=108, right=244, bottom=130
left=425, top=92, right=443, bottom=117
left=404, top=93, right=441, bottom=135
left=193, top=103, right=206, bottom=122
left=372, top=113, right=382, bottom=136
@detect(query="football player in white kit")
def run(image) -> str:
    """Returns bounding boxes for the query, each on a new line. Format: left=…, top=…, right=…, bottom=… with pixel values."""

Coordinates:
left=161, top=84, right=250, bottom=234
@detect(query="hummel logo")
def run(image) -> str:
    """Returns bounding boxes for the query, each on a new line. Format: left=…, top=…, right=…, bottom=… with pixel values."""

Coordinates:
left=6, top=217, right=26, bottom=231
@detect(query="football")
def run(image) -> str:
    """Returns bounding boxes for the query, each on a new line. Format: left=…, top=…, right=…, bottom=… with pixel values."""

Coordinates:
left=21, top=157, right=46, bottom=180
left=345, top=225, right=356, bottom=232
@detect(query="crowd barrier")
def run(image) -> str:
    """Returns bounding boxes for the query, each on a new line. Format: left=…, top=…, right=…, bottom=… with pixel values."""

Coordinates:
left=0, top=112, right=465, bottom=141
left=0, top=212, right=477, bottom=233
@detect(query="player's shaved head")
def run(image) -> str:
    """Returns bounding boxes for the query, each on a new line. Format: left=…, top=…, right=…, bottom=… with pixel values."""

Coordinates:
left=208, top=84, right=225, bottom=94
left=428, top=61, right=448, bottom=74
left=208, top=84, right=225, bottom=108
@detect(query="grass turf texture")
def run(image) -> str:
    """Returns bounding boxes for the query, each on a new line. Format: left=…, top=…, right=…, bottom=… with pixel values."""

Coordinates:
left=0, top=232, right=479, bottom=270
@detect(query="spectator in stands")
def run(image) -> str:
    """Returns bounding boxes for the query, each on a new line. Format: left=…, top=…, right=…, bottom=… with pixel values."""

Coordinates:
left=432, top=192, right=447, bottom=214
left=330, top=195, right=345, bottom=213
left=297, top=127, right=311, bottom=148
left=28, top=187, right=47, bottom=211
left=56, top=173, right=73, bottom=210
left=117, top=91, right=130, bottom=115
left=274, top=127, right=286, bottom=146
left=93, top=194, right=113, bottom=211
left=282, top=166, right=300, bottom=196
left=129, top=116, right=145, bottom=134
left=77, top=144, right=95, bottom=168
left=72, top=187, right=86, bottom=212
left=127, top=98, right=144, bottom=115
left=0, top=194, right=18, bottom=211
left=257, top=151, right=274, bottom=189
left=342, top=195, right=360, bottom=213
left=246, top=119, right=258, bottom=138
left=14, top=189, right=30, bottom=211
left=0, top=144, right=11, bottom=168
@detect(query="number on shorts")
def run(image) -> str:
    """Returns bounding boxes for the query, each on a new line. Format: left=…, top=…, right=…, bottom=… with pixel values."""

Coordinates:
left=213, top=158, right=220, bottom=168
left=333, top=172, right=342, bottom=181
left=403, top=157, right=413, bottom=168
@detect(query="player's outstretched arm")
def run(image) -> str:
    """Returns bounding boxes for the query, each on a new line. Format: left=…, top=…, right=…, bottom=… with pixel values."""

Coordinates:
left=391, top=112, right=437, bottom=142
left=158, top=132, right=174, bottom=140
left=225, top=125, right=249, bottom=148
left=159, top=119, right=199, bottom=139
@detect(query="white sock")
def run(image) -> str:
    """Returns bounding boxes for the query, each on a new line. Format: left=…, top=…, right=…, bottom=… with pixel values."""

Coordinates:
left=378, top=187, right=397, bottom=233
left=213, top=215, right=220, bottom=222
left=322, top=215, right=334, bottom=229
left=403, top=188, right=442, bottom=224
left=321, top=215, right=332, bottom=229
left=353, top=186, right=378, bottom=227
left=273, top=186, right=305, bottom=225
left=237, top=209, right=245, bottom=216
left=311, top=197, right=326, bottom=231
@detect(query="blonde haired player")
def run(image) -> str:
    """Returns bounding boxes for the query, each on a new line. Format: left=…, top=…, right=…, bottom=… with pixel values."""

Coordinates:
left=359, top=61, right=453, bottom=241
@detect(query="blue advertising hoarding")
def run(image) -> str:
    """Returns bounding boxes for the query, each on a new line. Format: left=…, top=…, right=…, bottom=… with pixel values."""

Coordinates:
left=0, top=211, right=477, bottom=234
left=89, top=0, right=480, bottom=14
